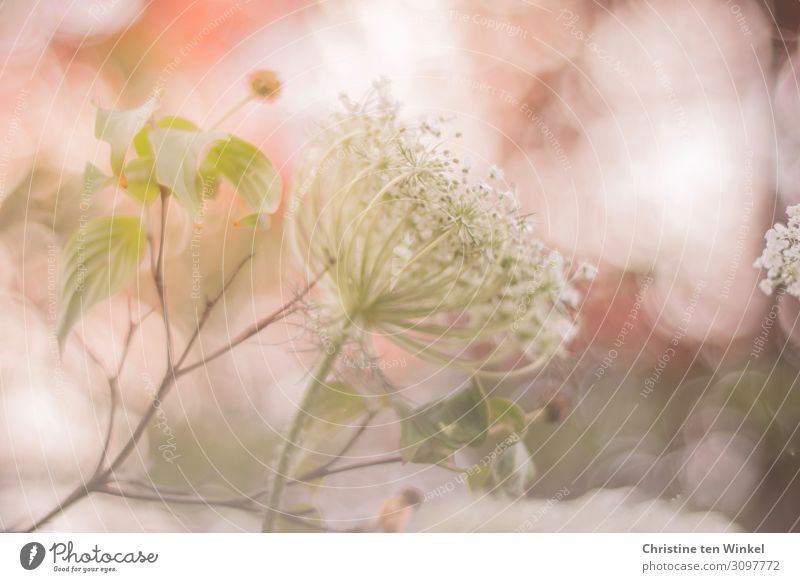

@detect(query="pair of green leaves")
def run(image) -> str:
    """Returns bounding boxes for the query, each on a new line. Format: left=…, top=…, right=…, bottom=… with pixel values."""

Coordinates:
left=57, top=96, right=282, bottom=345
left=61, top=102, right=152, bottom=344
left=398, top=382, right=535, bottom=493
left=399, top=382, right=531, bottom=465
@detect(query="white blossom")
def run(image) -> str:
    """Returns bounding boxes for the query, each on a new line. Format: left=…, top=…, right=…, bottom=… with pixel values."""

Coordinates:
left=755, top=204, right=800, bottom=297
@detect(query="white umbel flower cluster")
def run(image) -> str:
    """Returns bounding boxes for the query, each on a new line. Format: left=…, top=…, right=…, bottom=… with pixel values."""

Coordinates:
left=291, top=81, right=588, bottom=372
left=755, top=205, right=800, bottom=297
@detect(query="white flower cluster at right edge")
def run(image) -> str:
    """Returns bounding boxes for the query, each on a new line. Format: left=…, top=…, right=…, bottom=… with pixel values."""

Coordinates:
left=755, top=205, right=800, bottom=297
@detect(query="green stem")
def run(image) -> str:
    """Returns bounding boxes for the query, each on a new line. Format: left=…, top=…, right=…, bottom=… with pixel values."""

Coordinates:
left=262, top=331, right=347, bottom=532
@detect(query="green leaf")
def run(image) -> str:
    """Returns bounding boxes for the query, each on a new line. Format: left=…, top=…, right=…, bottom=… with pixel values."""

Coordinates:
left=399, top=380, right=489, bottom=463
left=122, top=157, right=160, bottom=205
left=202, top=136, right=281, bottom=215
left=82, top=163, right=113, bottom=199
left=305, top=382, right=366, bottom=428
left=95, top=94, right=159, bottom=175
left=487, top=397, right=527, bottom=435
left=148, top=127, right=226, bottom=215
left=133, top=116, right=200, bottom=158
left=57, top=216, right=146, bottom=345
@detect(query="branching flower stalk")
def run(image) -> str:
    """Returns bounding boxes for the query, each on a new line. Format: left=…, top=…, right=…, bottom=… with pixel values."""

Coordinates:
left=263, top=81, right=587, bottom=531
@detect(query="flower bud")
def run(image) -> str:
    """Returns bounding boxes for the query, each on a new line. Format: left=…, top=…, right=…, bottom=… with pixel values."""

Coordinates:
left=248, top=70, right=281, bottom=102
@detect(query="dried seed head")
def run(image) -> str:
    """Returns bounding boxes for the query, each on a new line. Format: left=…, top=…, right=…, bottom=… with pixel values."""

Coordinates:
left=248, top=70, right=282, bottom=102
left=291, top=80, right=587, bottom=373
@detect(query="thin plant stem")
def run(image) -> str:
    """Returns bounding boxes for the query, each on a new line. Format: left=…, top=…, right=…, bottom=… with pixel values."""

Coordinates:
left=295, top=455, right=402, bottom=483
left=209, top=95, right=254, bottom=130
left=178, top=264, right=332, bottom=375
left=174, top=253, right=254, bottom=370
left=154, top=188, right=173, bottom=364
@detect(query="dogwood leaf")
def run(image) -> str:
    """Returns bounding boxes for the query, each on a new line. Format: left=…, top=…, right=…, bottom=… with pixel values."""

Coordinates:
left=95, top=94, right=159, bottom=175
left=122, top=157, right=160, bottom=205
left=148, top=127, right=227, bottom=215
left=57, top=216, right=146, bottom=345
left=133, top=116, right=199, bottom=158
left=202, top=136, right=281, bottom=215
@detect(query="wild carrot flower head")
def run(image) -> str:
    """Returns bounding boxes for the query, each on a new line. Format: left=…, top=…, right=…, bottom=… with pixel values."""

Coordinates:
left=291, top=81, right=587, bottom=372
left=755, top=204, right=800, bottom=297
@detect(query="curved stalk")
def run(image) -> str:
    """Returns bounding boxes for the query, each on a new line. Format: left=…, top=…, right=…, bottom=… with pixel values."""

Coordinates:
left=209, top=94, right=254, bottom=130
